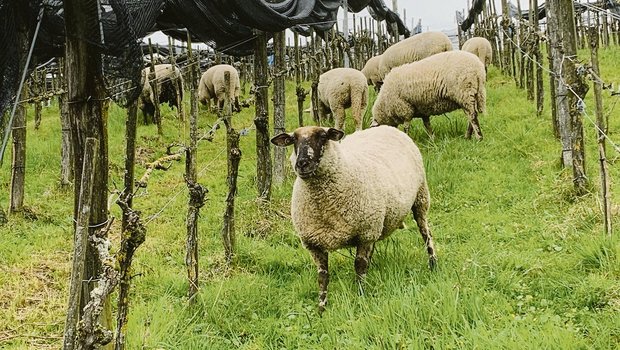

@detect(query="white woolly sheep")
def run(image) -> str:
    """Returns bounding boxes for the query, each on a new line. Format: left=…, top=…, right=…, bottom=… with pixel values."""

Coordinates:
left=139, top=64, right=184, bottom=120
left=461, top=36, right=493, bottom=71
left=361, top=54, right=382, bottom=91
left=271, top=125, right=437, bottom=312
left=372, top=50, right=486, bottom=140
left=317, top=68, right=368, bottom=132
left=377, top=31, right=453, bottom=83
left=198, top=64, right=241, bottom=112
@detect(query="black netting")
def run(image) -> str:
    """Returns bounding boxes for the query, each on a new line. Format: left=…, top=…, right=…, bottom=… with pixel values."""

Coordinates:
left=0, top=0, right=411, bottom=118
left=460, top=0, right=485, bottom=32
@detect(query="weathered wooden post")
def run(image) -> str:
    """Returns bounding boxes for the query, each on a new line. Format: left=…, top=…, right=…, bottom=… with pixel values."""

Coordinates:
left=254, top=31, right=272, bottom=201
left=185, top=35, right=206, bottom=301
left=588, top=26, right=612, bottom=236
left=294, top=31, right=306, bottom=127
left=547, top=0, right=589, bottom=193
left=63, top=0, right=113, bottom=342
left=62, top=137, right=98, bottom=350
left=59, top=57, right=74, bottom=187
left=168, top=36, right=184, bottom=122
left=148, top=39, right=163, bottom=135
left=222, top=71, right=241, bottom=264
left=532, top=0, right=544, bottom=116
left=273, top=31, right=286, bottom=185
left=33, top=67, right=42, bottom=129
left=9, top=85, right=27, bottom=214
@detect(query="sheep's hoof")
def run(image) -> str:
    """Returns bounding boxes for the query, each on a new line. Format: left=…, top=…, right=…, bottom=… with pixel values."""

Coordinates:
left=318, top=303, right=326, bottom=315
left=428, top=255, right=438, bottom=271
left=357, top=278, right=366, bottom=296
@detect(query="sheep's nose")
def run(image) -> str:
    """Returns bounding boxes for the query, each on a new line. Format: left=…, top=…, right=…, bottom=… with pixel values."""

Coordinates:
left=297, top=159, right=310, bottom=169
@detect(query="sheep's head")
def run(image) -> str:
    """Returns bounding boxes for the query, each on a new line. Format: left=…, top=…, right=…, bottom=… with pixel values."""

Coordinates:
left=271, top=126, right=344, bottom=179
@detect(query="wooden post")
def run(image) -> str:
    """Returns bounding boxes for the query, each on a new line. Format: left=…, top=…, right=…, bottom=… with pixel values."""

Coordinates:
left=169, top=36, right=184, bottom=122
left=62, top=137, right=98, bottom=350
left=500, top=0, right=512, bottom=76
left=547, top=0, right=589, bottom=192
left=222, top=71, right=241, bottom=264
left=526, top=0, right=535, bottom=99
left=254, top=30, right=272, bottom=201
left=63, top=0, right=112, bottom=341
left=533, top=0, right=544, bottom=116
left=294, top=32, right=305, bottom=127
left=121, top=101, right=137, bottom=231
left=33, top=68, right=42, bottom=129
left=148, top=39, right=162, bottom=135
left=545, top=2, right=559, bottom=138
left=9, top=86, right=27, bottom=214
left=588, top=26, right=612, bottom=236
left=185, top=35, right=205, bottom=301
left=273, top=31, right=286, bottom=185
left=59, top=57, right=74, bottom=187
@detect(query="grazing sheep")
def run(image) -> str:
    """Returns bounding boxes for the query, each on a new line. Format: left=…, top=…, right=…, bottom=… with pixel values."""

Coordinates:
left=372, top=50, right=486, bottom=140
left=139, top=64, right=184, bottom=121
left=378, top=31, right=453, bottom=82
left=461, top=36, right=493, bottom=71
left=317, top=68, right=368, bottom=132
left=198, top=64, right=241, bottom=112
left=361, top=54, right=382, bottom=92
left=271, top=125, right=437, bottom=312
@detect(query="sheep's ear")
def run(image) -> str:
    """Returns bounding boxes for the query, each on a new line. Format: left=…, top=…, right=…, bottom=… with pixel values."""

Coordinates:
left=271, top=132, right=295, bottom=147
left=326, top=128, right=345, bottom=141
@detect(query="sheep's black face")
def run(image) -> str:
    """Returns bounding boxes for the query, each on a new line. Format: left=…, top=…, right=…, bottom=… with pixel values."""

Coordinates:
left=271, top=126, right=344, bottom=179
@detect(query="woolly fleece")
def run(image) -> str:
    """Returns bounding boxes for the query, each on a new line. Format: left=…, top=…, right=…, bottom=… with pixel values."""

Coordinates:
left=372, top=50, right=486, bottom=137
left=317, top=67, right=368, bottom=131
left=461, top=37, right=493, bottom=69
left=361, top=54, right=382, bottom=90
left=378, top=31, right=452, bottom=80
left=140, top=64, right=183, bottom=107
left=290, top=125, right=428, bottom=252
left=198, top=64, right=240, bottom=109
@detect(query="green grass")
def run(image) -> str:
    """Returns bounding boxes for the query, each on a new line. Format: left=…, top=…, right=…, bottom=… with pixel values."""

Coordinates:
left=2, top=49, right=620, bottom=349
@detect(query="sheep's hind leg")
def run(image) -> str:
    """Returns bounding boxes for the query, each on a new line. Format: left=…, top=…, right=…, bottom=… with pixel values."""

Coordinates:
left=412, top=184, right=437, bottom=269
left=465, top=112, right=483, bottom=140
left=308, top=247, right=329, bottom=314
left=355, top=242, right=375, bottom=295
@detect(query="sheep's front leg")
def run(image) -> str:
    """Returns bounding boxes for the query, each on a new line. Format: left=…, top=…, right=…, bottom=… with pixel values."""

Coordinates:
left=412, top=184, right=437, bottom=269
left=422, top=116, right=434, bottom=138
left=308, top=247, right=329, bottom=313
left=355, top=242, right=375, bottom=295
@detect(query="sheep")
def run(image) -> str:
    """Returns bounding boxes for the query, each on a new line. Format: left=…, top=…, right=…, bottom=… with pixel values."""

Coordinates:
left=139, top=64, right=184, bottom=121
left=461, top=36, right=493, bottom=71
left=317, top=68, right=368, bottom=132
left=361, top=54, right=382, bottom=92
left=271, top=125, right=437, bottom=312
left=372, top=50, right=486, bottom=140
left=198, top=64, right=241, bottom=113
left=377, top=31, right=453, bottom=83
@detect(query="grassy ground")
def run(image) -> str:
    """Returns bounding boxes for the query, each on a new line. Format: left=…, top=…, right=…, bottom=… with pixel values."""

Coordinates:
left=1, top=48, right=620, bottom=349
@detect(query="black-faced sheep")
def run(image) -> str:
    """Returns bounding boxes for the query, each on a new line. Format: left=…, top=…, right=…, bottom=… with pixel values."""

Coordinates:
left=461, top=36, right=493, bottom=71
left=271, top=125, right=437, bottom=312
left=139, top=64, right=184, bottom=121
left=361, top=54, right=382, bottom=92
left=372, top=50, right=486, bottom=140
left=378, top=31, right=453, bottom=84
left=317, top=68, right=368, bottom=132
left=198, top=64, right=241, bottom=113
